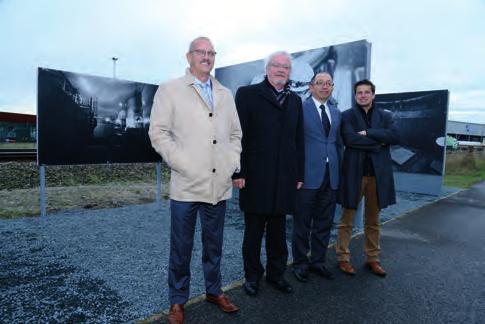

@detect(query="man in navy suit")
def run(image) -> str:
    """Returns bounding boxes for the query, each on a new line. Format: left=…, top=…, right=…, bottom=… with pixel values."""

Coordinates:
left=292, top=72, right=343, bottom=282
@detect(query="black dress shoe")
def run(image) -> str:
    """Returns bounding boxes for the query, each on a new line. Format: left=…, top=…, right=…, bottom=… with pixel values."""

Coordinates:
left=310, top=265, right=335, bottom=280
left=266, top=277, right=293, bottom=293
left=292, top=268, right=309, bottom=283
left=243, top=281, right=259, bottom=296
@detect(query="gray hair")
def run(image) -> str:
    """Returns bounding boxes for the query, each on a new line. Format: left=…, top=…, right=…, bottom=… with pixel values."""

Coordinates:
left=264, top=51, right=292, bottom=71
left=188, top=36, right=213, bottom=52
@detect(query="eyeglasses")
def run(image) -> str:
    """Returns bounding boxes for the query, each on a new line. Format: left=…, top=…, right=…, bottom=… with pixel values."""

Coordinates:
left=269, top=63, right=290, bottom=70
left=191, top=49, right=217, bottom=57
left=313, top=81, right=334, bottom=87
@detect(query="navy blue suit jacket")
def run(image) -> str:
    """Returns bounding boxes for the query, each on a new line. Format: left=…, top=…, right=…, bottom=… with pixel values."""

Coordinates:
left=301, top=97, right=343, bottom=190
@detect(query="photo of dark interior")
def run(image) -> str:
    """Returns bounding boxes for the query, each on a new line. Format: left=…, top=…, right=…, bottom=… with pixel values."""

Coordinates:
left=37, top=68, right=160, bottom=165
left=375, top=90, right=449, bottom=175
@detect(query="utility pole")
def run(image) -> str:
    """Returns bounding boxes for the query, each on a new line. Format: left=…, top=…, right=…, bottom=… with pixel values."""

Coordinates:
left=112, top=57, right=118, bottom=78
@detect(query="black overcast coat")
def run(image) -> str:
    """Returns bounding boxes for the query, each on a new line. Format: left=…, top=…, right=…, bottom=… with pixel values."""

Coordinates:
left=233, top=80, right=304, bottom=215
left=339, top=105, right=399, bottom=209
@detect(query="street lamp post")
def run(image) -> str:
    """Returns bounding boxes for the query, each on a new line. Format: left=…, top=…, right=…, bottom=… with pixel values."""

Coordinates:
left=112, top=57, right=118, bottom=78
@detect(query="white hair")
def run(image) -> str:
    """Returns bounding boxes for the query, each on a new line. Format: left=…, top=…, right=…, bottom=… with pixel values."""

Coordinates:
left=264, top=51, right=292, bottom=71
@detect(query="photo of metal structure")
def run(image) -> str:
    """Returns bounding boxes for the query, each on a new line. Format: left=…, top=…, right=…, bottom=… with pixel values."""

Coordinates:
left=37, top=68, right=160, bottom=165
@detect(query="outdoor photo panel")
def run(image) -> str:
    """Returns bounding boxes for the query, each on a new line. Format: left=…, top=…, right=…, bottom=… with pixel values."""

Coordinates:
left=37, top=68, right=160, bottom=165
left=216, top=40, right=371, bottom=111
left=375, top=90, right=449, bottom=175
left=375, top=90, right=449, bottom=195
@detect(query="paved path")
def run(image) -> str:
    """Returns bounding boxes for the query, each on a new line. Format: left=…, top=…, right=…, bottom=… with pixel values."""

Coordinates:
left=149, top=181, right=485, bottom=324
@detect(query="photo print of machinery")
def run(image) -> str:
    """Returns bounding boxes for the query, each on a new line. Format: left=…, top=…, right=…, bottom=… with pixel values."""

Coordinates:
left=37, top=68, right=160, bottom=165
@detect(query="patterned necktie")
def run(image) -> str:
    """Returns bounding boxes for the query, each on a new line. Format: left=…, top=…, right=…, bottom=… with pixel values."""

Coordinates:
left=319, top=104, right=331, bottom=136
left=203, top=83, right=213, bottom=109
left=197, top=82, right=213, bottom=109
left=275, top=90, right=288, bottom=106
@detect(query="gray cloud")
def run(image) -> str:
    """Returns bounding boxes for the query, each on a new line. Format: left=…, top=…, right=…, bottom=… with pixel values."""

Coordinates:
left=1, top=0, right=484, bottom=124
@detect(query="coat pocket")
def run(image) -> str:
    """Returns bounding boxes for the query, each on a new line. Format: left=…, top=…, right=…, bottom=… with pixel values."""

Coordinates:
left=167, top=147, right=190, bottom=177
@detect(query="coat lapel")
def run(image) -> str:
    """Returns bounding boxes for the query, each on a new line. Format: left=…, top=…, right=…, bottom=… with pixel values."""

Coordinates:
left=257, top=81, right=283, bottom=109
left=328, top=103, right=339, bottom=138
left=352, top=107, right=368, bottom=131
left=305, top=98, right=325, bottom=137
left=183, top=70, right=214, bottom=112
left=370, top=106, right=381, bottom=128
left=211, top=76, right=226, bottom=111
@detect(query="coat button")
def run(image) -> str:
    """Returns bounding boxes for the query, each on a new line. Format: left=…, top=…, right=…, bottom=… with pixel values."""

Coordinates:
left=209, top=113, right=213, bottom=117
left=213, top=140, right=217, bottom=144
left=212, top=168, right=216, bottom=173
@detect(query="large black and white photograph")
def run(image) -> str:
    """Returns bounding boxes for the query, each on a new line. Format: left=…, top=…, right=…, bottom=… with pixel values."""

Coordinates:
left=37, top=68, right=160, bottom=165
left=216, top=40, right=371, bottom=111
left=375, top=90, right=449, bottom=175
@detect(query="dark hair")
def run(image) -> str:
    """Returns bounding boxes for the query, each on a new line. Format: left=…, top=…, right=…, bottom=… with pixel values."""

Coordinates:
left=353, top=79, right=375, bottom=94
left=309, top=74, right=317, bottom=85
left=309, top=72, right=333, bottom=85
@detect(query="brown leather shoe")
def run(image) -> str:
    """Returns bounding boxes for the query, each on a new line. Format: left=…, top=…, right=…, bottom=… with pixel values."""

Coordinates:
left=206, top=294, right=240, bottom=313
left=366, top=261, right=387, bottom=277
left=167, top=304, right=184, bottom=324
left=338, top=261, right=356, bottom=275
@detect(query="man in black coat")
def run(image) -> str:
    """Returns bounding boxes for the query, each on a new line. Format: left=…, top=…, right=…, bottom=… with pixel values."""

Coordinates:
left=233, top=51, right=304, bottom=296
left=336, top=79, right=399, bottom=277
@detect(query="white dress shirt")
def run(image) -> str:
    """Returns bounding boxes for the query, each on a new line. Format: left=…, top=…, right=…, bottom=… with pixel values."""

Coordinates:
left=312, top=96, right=332, bottom=162
left=312, top=96, right=332, bottom=124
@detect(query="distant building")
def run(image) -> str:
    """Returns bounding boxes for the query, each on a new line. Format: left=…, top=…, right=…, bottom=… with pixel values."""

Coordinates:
left=447, top=120, right=485, bottom=143
left=0, top=112, right=36, bottom=143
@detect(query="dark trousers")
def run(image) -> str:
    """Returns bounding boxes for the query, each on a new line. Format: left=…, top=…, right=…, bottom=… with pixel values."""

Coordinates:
left=242, top=212, right=288, bottom=282
left=292, top=167, right=336, bottom=270
left=168, top=199, right=226, bottom=305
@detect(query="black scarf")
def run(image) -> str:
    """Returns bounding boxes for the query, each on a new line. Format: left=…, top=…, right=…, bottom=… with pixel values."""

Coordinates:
left=264, top=76, right=290, bottom=106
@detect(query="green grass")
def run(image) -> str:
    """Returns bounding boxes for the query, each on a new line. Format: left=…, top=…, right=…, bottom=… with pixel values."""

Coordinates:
left=0, top=142, right=36, bottom=149
left=444, top=151, right=485, bottom=188
left=0, top=209, right=38, bottom=219
left=444, top=173, right=485, bottom=188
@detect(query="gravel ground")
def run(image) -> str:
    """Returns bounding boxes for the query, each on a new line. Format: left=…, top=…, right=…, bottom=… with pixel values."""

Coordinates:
left=0, top=188, right=459, bottom=323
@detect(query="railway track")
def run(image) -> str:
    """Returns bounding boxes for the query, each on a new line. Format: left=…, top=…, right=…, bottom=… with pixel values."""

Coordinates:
left=0, top=148, right=37, bottom=161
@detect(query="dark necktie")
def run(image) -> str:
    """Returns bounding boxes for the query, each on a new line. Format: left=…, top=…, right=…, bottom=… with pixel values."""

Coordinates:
left=319, top=104, right=331, bottom=136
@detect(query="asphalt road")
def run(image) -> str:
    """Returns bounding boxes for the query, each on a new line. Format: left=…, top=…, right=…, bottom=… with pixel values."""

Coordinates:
left=151, top=181, right=485, bottom=324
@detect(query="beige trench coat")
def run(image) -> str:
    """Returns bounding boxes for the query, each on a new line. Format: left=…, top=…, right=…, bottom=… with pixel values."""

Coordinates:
left=149, top=70, right=242, bottom=204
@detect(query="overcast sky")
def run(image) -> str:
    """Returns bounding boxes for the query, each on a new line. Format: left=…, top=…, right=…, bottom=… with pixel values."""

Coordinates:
left=1, top=0, right=484, bottom=123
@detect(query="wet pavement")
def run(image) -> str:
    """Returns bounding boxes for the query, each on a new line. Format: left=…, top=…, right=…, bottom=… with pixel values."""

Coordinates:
left=149, top=182, right=485, bottom=324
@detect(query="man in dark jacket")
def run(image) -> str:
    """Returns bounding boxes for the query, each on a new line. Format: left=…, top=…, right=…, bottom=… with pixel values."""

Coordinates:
left=233, top=51, right=304, bottom=296
left=336, top=79, right=399, bottom=277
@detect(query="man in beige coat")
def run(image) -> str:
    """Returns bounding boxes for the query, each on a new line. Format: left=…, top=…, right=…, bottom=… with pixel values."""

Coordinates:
left=149, top=36, right=242, bottom=324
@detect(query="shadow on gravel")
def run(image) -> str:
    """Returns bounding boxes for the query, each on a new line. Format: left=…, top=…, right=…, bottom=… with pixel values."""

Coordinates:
left=0, top=229, right=131, bottom=322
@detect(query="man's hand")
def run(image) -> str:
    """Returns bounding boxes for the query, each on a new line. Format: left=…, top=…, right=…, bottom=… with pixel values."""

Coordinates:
left=358, top=130, right=367, bottom=136
left=297, top=182, right=303, bottom=190
left=233, top=178, right=245, bottom=189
